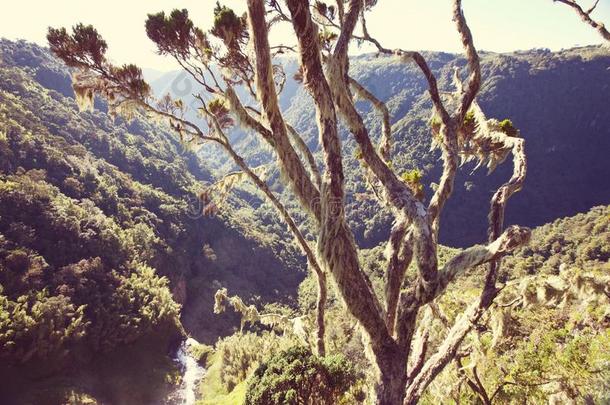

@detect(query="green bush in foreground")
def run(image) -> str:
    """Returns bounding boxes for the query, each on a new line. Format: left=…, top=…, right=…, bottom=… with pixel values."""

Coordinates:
left=217, top=331, right=295, bottom=392
left=245, top=346, right=360, bottom=405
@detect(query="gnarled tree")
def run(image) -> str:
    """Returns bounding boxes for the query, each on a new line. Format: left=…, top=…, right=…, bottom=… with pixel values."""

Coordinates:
left=48, top=1, right=533, bottom=403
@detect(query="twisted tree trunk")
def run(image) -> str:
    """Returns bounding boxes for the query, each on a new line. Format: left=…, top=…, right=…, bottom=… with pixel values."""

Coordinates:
left=49, top=1, right=536, bottom=402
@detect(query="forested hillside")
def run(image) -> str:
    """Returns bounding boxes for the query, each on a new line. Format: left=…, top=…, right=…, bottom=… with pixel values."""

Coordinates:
left=199, top=205, right=609, bottom=404
left=424, top=205, right=610, bottom=403
left=0, top=39, right=304, bottom=404
left=153, top=46, right=610, bottom=248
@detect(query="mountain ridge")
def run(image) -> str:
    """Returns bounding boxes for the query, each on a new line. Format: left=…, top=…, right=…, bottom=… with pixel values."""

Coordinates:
left=149, top=45, right=610, bottom=247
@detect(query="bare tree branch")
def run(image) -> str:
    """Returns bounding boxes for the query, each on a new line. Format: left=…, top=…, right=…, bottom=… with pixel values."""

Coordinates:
left=333, top=0, right=362, bottom=63
left=404, top=299, right=480, bottom=404
left=285, top=124, right=322, bottom=188
left=428, top=0, right=481, bottom=241
left=555, top=0, right=610, bottom=41
left=407, top=306, right=433, bottom=384
left=384, top=219, right=413, bottom=335
left=456, top=357, right=492, bottom=405
left=435, top=226, right=531, bottom=297
left=236, top=100, right=322, bottom=189
left=202, top=102, right=328, bottom=355
left=349, top=76, right=392, bottom=160
left=359, top=12, right=451, bottom=124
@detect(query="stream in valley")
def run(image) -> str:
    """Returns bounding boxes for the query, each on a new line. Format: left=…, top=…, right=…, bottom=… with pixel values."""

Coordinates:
left=169, top=338, right=206, bottom=405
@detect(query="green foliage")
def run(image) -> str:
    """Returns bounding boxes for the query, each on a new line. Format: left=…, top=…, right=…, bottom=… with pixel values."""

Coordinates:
left=207, top=97, right=234, bottom=129
left=461, top=110, right=477, bottom=137
left=400, top=168, right=423, bottom=184
left=502, top=205, right=609, bottom=278
left=245, top=346, right=360, bottom=405
left=89, top=264, right=181, bottom=351
left=462, top=307, right=610, bottom=404
left=0, top=39, right=304, bottom=368
left=188, top=341, right=214, bottom=365
left=211, top=2, right=247, bottom=49
left=47, top=24, right=107, bottom=68
left=0, top=289, right=87, bottom=363
left=422, top=206, right=610, bottom=404
left=498, top=118, right=519, bottom=137
left=429, top=115, right=442, bottom=134
left=463, top=110, right=475, bottom=126
left=318, top=29, right=339, bottom=51
left=110, top=64, right=150, bottom=98
left=0, top=43, right=302, bottom=402
left=145, top=9, right=194, bottom=57
left=215, top=331, right=295, bottom=392
left=401, top=169, right=424, bottom=200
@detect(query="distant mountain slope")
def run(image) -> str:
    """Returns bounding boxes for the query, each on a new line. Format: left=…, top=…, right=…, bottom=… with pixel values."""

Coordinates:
left=152, top=46, right=610, bottom=248
left=291, top=46, right=610, bottom=247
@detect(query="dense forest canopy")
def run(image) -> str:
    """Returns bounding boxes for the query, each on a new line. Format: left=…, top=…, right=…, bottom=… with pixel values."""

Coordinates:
left=0, top=39, right=305, bottom=403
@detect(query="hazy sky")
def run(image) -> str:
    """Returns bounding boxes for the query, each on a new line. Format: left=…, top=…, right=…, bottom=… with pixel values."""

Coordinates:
left=1, top=0, right=609, bottom=71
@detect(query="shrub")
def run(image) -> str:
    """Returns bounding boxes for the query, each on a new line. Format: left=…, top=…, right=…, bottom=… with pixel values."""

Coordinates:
left=5, top=249, right=30, bottom=272
left=245, top=346, right=359, bottom=405
left=188, top=341, right=214, bottom=365
left=216, top=331, right=294, bottom=392
left=401, top=169, right=424, bottom=200
left=89, top=264, right=180, bottom=350
left=499, top=118, right=519, bottom=137
left=0, top=290, right=87, bottom=364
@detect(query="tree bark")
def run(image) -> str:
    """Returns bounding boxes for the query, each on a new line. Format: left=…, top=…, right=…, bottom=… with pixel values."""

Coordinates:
left=315, top=270, right=327, bottom=356
left=247, top=0, right=322, bottom=221
left=377, top=357, right=408, bottom=405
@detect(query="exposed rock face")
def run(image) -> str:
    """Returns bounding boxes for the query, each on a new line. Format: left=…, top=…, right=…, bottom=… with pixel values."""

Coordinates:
left=173, top=275, right=188, bottom=306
